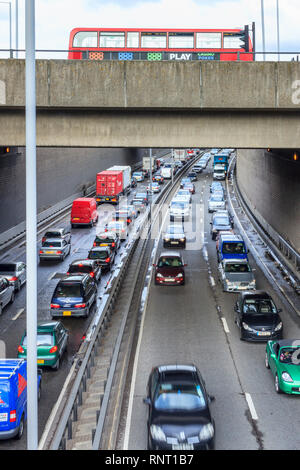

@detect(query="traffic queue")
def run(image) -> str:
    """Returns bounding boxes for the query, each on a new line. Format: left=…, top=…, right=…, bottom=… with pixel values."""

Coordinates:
left=0, top=148, right=298, bottom=445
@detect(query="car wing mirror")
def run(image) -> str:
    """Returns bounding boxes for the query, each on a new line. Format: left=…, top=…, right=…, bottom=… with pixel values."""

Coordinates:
left=143, top=397, right=151, bottom=405
left=277, top=308, right=282, bottom=313
left=208, top=395, right=215, bottom=403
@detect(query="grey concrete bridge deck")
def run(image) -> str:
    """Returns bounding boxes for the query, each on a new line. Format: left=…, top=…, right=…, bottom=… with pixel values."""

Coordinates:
left=0, top=60, right=300, bottom=148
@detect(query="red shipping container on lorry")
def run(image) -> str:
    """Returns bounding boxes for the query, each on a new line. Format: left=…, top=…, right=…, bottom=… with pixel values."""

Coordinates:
left=96, top=170, right=124, bottom=204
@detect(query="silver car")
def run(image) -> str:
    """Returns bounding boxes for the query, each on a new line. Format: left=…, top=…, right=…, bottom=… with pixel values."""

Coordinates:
left=39, top=238, right=71, bottom=262
left=0, top=276, right=14, bottom=314
left=208, top=194, right=226, bottom=213
left=218, top=259, right=256, bottom=292
left=0, top=262, right=26, bottom=292
left=169, top=200, right=190, bottom=222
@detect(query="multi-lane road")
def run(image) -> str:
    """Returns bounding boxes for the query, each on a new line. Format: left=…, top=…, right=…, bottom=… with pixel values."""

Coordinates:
left=1, top=151, right=299, bottom=450
left=122, top=155, right=300, bottom=451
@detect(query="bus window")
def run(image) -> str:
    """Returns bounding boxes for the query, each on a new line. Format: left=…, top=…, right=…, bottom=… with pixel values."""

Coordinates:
left=73, top=31, right=98, bottom=48
left=169, top=32, right=194, bottom=49
left=127, top=32, right=139, bottom=48
left=223, top=33, right=244, bottom=49
left=100, top=32, right=125, bottom=48
left=196, top=32, right=221, bottom=49
left=141, top=32, right=167, bottom=48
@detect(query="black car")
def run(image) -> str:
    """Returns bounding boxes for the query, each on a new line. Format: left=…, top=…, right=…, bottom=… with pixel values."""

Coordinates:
left=187, top=171, right=197, bottom=182
left=50, top=274, right=97, bottom=318
left=42, top=227, right=71, bottom=244
left=92, top=231, right=120, bottom=251
left=144, top=364, right=215, bottom=450
left=163, top=224, right=186, bottom=248
left=234, top=291, right=283, bottom=341
left=87, top=246, right=115, bottom=271
left=67, top=259, right=102, bottom=283
left=131, top=178, right=137, bottom=188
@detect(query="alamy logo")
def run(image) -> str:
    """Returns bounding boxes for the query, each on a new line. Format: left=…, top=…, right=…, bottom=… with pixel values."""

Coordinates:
left=292, top=80, right=300, bottom=105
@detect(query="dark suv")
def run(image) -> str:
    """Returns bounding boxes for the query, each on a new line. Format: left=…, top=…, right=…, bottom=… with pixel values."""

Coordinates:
left=67, top=259, right=102, bottom=283
left=154, top=251, right=186, bottom=286
left=50, top=274, right=97, bottom=318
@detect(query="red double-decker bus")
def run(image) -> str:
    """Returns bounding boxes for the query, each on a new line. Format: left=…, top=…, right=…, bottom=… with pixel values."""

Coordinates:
left=68, top=26, right=254, bottom=62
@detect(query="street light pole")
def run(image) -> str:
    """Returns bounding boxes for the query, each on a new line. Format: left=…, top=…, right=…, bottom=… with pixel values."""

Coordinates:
left=15, top=0, right=18, bottom=58
left=276, top=0, right=280, bottom=61
left=261, top=0, right=266, bottom=61
left=0, top=2, right=12, bottom=57
left=25, top=0, right=38, bottom=450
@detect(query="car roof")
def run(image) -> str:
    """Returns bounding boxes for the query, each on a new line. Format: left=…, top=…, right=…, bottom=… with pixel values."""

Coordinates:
left=42, top=238, right=63, bottom=243
left=37, top=321, right=61, bottom=332
left=0, top=263, right=17, bottom=268
left=59, top=274, right=87, bottom=282
left=157, top=364, right=197, bottom=374
left=223, top=258, right=248, bottom=264
left=89, top=246, right=110, bottom=251
left=96, top=231, right=117, bottom=238
left=70, top=259, right=95, bottom=266
left=159, top=251, right=182, bottom=258
left=45, top=228, right=64, bottom=232
left=239, top=291, right=271, bottom=300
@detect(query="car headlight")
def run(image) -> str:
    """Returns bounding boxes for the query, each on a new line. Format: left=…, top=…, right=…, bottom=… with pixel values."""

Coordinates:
left=180, top=238, right=185, bottom=242
left=156, top=273, right=163, bottom=278
left=242, top=322, right=255, bottom=332
left=150, top=425, right=166, bottom=442
left=282, top=371, right=293, bottom=383
left=176, top=273, right=183, bottom=278
left=199, top=423, right=214, bottom=441
left=274, top=322, right=283, bottom=331
left=164, top=238, right=170, bottom=242
left=249, top=279, right=256, bottom=286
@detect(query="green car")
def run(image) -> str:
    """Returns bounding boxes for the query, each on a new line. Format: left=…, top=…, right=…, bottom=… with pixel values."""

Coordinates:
left=265, top=339, right=300, bottom=394
left=18, top=321, right=68, bottom=370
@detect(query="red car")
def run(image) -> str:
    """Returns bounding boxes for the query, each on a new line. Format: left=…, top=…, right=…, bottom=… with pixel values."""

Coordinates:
left=154, top=251, right=186, bottom=286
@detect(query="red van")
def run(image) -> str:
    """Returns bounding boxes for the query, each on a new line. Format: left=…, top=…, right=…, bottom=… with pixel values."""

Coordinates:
left=71, top=198, right=98, bottom=228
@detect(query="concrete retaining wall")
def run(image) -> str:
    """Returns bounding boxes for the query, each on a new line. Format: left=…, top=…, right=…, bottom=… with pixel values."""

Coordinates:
left=236, top=149, right=300, bottom=254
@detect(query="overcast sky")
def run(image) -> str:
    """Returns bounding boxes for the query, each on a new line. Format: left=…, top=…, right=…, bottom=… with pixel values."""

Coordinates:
left=0, top=0, right=299, bottom=58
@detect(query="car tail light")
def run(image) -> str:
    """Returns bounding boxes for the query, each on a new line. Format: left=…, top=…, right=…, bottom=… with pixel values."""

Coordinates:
left=111, top=242, right=115, bottom=248
left=127, top=219, right=131, bottom=224
left=49, top=346, right=58, bottom=354
left=90, top=272, right=94, bottom=277
left=9, top=410, right=16, bottom=422
left=74, top=303, right=86, bottom=308
left=51, top=304, right=60, bottom=309
left=8, top=276, right=18, bottom=282
left=93, top=242, right=96, bottom=247
left=18, top=345, right=24, bottom=354
left=39, top=250, right=43, bottom=254
left=105, top=257, right=111, bottom=263
left=56, top=250, right=62, bottom=254
left=42, top=237, right=46, bottom=243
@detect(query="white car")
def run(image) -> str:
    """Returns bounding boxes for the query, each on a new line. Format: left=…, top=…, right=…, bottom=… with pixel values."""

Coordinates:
left=169, top=200, right=191, bottom=222
left=147, top=182, right=161, bottom=193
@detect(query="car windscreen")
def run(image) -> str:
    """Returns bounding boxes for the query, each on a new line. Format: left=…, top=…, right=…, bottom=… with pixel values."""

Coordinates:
left=135, top=193, right=146, bottom=198
left=210, top=195, right=224, bottom=201
left=54, top=283, right=82, bottom=297
left=158, top=257, right=183, bottom=268
left=69, top=265, right=92, bottom=274
left=243, top=298, right=277, bottom=314
left=95, top=237, right=115, bottom=244
left=222, top=242, right=246, bottom=254
left=42, top=241, right=62, bottom=247
left=214, top=169, right=224, bottom=173
left=214, top=217, right=230, bottom=226
left=154, top=383, right=206, bottom=411
left=171, top=202, right=188, bottom=209
left=0, top=264, right=16, bottom=272
left=279, top=348, right=300, bottom=364
left=23, top=333, right=54, bottom=347
left=224, top=263, right=251, bottom=273
left=89, top=250, right=108, bottom=259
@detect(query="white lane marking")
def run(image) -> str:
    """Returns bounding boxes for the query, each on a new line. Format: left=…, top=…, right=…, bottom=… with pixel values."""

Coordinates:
left=209, top=275, right=215, bottom=287
left=12, top=308, right=24, bottom=321
left=245, top=393, right=258, bottom=421
left=48, top=272, right=57, bottom=281
left=221, top=317, right=230, bottom=334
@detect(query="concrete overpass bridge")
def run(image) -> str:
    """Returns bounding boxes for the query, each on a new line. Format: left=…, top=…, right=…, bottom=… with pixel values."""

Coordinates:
left=0, top=60, right=300, bottom=148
